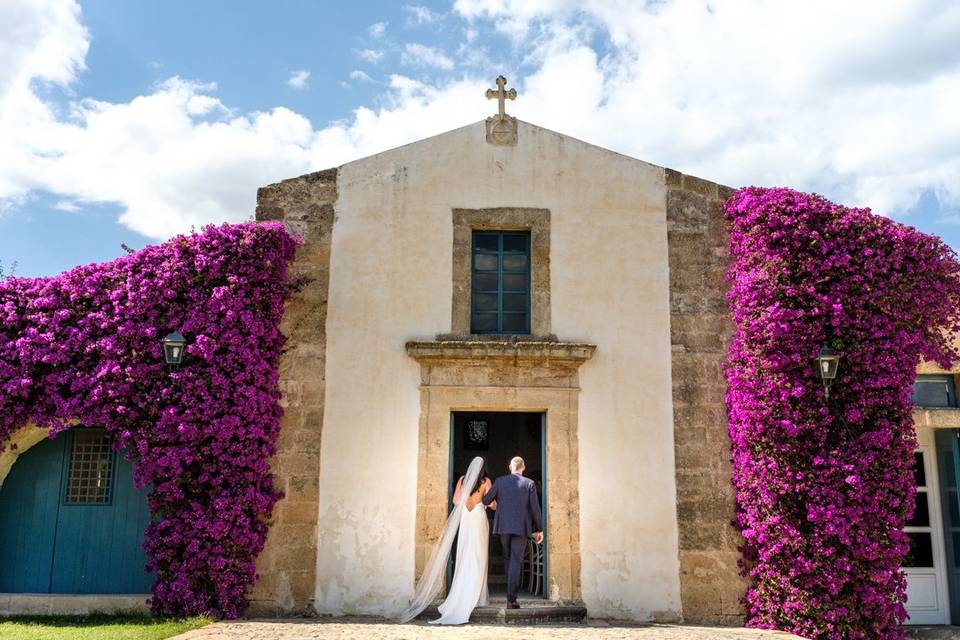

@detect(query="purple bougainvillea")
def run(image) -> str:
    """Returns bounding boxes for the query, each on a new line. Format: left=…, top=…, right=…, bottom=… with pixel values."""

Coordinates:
left=725, top=188, right=960, bottom=639
left=0, top=223, right=298, bottom=618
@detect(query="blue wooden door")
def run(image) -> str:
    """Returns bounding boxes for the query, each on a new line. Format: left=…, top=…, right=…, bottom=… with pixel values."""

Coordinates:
left=0, top=430, right=153, bottom=594
left=0, top=435, right=65, bottom=592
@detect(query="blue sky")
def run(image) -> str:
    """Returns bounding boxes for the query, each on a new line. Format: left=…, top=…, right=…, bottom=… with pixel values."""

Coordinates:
left=1, top=1, right=959, bottom=277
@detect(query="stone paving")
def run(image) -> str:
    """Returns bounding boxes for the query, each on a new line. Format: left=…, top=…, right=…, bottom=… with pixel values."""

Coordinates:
left=171, top=618, right=805, bottom=640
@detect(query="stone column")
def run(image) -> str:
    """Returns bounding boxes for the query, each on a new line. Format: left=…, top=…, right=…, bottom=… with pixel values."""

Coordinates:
left=248, top=169, right=336, bottom=615
left=665, top=169, right=747, bottom=624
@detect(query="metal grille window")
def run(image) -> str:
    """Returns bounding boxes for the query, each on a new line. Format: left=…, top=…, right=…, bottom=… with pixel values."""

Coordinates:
left=64, top=430, right=115, bottom=504
left=471, top=231, right=530, bottom=334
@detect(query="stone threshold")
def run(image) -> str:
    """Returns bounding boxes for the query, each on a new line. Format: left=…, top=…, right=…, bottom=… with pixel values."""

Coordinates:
left=0, top=593, right=150, bottom=616
left=406, top=339, right=596, bottom=366
left=416, top=600, right=587, bottom=625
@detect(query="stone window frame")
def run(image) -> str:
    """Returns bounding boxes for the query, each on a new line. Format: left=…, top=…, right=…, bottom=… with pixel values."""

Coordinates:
left=450, top=208, right=552, bottom=339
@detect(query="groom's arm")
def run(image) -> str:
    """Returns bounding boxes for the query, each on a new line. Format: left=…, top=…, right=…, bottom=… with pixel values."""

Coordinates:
left=529, top=483, right=543, bottom=534
left=482, top=478, right=499, bottom=506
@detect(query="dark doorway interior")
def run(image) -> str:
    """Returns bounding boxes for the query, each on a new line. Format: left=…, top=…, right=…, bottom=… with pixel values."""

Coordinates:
left=449, top=411, right=545, bottom=599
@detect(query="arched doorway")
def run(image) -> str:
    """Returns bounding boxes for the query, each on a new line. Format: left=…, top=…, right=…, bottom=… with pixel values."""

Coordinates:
left=0, top=428, right=153, bottom=594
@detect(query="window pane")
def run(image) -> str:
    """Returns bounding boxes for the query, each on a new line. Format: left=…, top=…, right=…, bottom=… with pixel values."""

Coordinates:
left=915, top=452, right=927, bottom=487
left=503, top=294, right=527, bottom=312
left=914, top=381, right=951, bottom=407
left=503, top=274, right=527, bottom=292
left=474, top=253, right=498, bottom=271
left=65, top=430, right=114, bottom=504
left=472, top=313, right=497, bottom=333
left=503, top=254, right=528, bottom=271
left=474, top=235, right=499, bottom=251
left=470, top=230, right=531, bottom=335
left=503, top=235, right=528, bottom=252
left=913, top=375, right=956, bottom=407
left=502, top=313, right=528, bottom=333
left=474, top=274, right=498, bottom=291
left=905, top=532, right=934, bottom=568
left=909, top=492, right=930, bottom=527
left=474, top=293, right=498, bottom=311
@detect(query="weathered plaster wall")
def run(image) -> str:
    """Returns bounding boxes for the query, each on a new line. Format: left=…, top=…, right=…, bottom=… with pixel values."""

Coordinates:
left=251, top=170, right=336, bottom=615
left=664, top=170, right=746, bottom=624
left=0, top=424, right=49, bottom=489
left=313, top=120, right=682, bottom=620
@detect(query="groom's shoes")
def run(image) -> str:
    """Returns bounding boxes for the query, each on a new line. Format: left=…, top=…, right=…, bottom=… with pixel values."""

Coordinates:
left=507, top=602, right=520, bottom=609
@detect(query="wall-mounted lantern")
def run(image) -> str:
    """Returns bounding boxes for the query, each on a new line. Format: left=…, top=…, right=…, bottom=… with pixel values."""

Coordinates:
left=814, top=345, right=840, bottom=399
left=162, top=332, right=186, bottom=370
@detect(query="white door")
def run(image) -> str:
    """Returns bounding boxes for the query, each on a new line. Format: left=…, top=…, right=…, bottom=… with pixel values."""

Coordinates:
left=905, top=428, right=950, bottom=624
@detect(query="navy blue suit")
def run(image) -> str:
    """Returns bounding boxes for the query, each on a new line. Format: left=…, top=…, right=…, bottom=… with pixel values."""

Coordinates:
left=482, top=473, right=543, bottom=602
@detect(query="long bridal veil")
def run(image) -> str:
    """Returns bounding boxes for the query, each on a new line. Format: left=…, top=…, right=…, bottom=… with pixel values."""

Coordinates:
left=397, top=455, right=485, bottom=623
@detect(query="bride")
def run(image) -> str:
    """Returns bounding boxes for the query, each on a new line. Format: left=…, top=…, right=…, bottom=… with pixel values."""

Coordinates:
left=397, top=456, right=494, bottom=624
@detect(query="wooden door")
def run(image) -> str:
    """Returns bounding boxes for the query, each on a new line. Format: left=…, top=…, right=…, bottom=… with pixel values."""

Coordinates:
left=0, top=435, right=65, bottom=592
left=0, top=429, right=153, bottom=594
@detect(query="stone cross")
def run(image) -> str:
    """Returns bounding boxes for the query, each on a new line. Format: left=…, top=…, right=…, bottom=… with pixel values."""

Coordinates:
left=485, top=75, right=517, bottom=120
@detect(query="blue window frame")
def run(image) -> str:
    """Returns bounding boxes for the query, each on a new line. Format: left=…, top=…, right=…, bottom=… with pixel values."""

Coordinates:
left=913, top=375, right=957, bottom=408
left=471, top=231, right=531, bottom=334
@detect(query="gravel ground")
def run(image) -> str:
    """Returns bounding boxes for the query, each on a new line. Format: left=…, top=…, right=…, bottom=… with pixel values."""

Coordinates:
left=171, top=618, right=805, bottom=640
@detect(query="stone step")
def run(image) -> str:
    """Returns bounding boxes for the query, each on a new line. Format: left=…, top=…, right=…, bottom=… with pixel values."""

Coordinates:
left=417, top=601, right=587, bottom=625
left=906, top=627, right=960, bottom=639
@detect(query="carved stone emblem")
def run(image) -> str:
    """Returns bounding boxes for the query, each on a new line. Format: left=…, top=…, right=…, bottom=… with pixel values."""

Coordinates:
left=485, top=75, right=518, bottom=146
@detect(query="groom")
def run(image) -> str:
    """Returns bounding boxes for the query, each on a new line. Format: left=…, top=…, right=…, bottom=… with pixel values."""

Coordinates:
left=482, top=456, right=543, bottom=608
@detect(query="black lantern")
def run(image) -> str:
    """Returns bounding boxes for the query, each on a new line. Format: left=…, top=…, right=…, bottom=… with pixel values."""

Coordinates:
left=814, top=345, right=840, bottom=399
left=162, top=332, right=186, bottom=369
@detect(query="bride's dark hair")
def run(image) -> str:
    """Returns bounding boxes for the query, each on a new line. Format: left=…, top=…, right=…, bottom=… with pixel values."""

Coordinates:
left=463, top=458, right=489, bottom=496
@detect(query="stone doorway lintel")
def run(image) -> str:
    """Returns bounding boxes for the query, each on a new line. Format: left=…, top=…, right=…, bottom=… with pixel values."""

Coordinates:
left=406, top=339, right=595, bottom=602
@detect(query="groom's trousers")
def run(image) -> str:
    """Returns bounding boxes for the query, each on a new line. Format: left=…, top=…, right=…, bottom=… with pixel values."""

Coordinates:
left=499, top=534, right=527, bottom=602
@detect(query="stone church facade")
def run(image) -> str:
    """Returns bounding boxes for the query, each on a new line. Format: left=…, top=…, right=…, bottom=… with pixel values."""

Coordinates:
left=2, top=106, right=959, bottom=624
left=251, top=117, right=745, bottom=623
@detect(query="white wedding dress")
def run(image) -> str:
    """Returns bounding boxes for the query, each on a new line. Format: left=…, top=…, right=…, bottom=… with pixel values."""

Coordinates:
left=430, top=500, right=489, bottom=624
left=397, top=456, right=490, bottom=625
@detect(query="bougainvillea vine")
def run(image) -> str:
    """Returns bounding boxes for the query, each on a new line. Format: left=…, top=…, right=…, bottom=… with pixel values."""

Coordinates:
left=724, top=187, right=960, bottom=639
left=0, top=223, right=298, bottom=618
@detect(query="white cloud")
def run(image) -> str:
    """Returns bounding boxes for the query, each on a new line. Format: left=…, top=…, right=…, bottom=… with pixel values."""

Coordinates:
left=368, top=21, right=387, bottom=38
left=452, top=0, right=960, bottom=217
left=0, top=1, right=491, bottom=240
left=404, top=5, right=440, bottom=26
left=0, top=0, right=88, bottom=95
left=349, top=70, right=373, bottom=82
left=53, top=200, right=80, bottom=212
left=401, top=43, right=454, bottom=70
left=286, top=69, right=310, bottom=90
left=2, top=0, right=959, bottom=246
left=357, top=48, right=384, bottom=63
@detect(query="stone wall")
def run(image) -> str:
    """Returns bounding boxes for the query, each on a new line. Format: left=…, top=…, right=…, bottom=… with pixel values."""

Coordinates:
left=250, top=169, right=336, bottom=615
left=665, top=169, right=746, bottom=624
left=0, top=424, right=48, bottom=489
